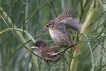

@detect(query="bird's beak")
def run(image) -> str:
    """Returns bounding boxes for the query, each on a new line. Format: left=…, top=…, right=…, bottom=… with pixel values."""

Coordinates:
left=41, top=27, right=47, bottom=32
left=31, top=46, right=38, bottom=48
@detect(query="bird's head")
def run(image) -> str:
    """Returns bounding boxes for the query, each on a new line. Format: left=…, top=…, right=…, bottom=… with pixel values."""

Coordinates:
left=31, top=40, right=47, bottom=49
left=41, top=20, right=55, bottom=31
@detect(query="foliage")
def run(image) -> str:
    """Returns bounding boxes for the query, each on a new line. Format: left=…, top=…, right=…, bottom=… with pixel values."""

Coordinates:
left=0, top=0, right=106, bottom=71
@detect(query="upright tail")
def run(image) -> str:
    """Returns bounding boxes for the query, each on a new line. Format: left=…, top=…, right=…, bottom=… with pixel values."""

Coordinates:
left=68, top=34, right=81, bottom=54
left=72, top=44, right=80, bottom=54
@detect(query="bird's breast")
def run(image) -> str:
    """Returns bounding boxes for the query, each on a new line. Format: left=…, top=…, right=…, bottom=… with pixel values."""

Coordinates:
left=49, top=29, right=71, bottom=48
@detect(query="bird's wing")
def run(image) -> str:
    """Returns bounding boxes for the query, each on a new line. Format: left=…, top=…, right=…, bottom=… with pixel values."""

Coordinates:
left=55, top=8, right=82, bottom=31
left=41, top=48, right=57, bottom=57
left=48, top=48, right=65, bottom=56
left=59, top=18, right=82, bottom=31
left=55, top=8, right=77, bottom=24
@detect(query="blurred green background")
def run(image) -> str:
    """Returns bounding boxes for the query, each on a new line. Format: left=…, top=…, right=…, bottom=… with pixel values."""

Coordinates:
left=0, top=0, right=106, bottom=71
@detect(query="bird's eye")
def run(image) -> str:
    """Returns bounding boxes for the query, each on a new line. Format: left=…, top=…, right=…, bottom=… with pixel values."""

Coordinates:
left=46, top=25, right=49, bottom=27
left=46, top=24, right=49, bottom=27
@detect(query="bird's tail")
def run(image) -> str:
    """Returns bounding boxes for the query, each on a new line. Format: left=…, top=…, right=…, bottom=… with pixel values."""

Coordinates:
left=72, top=44, right=80, bottom=54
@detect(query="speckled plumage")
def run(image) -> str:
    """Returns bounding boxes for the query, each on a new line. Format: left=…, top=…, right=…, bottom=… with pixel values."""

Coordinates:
left=42, top=9, right=81, bottom=52
left=32, top=40, right=62, bottom=62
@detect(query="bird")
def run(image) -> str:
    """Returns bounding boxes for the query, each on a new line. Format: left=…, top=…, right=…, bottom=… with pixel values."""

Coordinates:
left=31, top=40, right=64, bottom=62
left=41, top=8, right=82, bottom=53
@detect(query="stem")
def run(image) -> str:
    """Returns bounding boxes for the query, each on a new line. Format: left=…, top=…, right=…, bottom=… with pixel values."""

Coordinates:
left=83, top=33, right=94, bottom=71
left=70, top=1, right=101, bottom=71
left=0, top=7, right=39, bottom=70
left=0, top=28, right=35, bottom=43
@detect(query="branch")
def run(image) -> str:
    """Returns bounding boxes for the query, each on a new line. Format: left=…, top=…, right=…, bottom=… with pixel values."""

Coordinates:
left=69, top=1, right=101, bottom=71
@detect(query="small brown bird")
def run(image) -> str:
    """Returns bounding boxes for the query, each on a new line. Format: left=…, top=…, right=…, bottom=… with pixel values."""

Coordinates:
left=31, top=40, right=64, bottom=62
left=42, top=9, right=82, bottom=52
